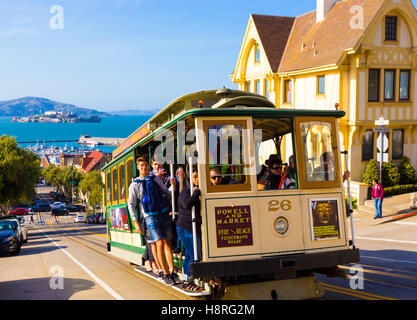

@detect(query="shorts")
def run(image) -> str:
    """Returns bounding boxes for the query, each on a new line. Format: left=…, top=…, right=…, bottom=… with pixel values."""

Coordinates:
left=144, top=213, right=173, bottom=242
left=145, top=229, right=155, bottom=244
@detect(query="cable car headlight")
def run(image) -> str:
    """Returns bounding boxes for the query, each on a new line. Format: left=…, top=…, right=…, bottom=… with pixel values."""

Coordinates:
left=274, top=217, right=289, bottom=235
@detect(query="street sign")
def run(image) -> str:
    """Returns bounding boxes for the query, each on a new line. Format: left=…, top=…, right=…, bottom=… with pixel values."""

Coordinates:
left=373, top=127, right=390, bottom=133
left=377, top=134, right=389, bottom=153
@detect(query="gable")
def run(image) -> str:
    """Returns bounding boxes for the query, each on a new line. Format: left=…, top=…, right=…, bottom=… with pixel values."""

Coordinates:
left=279, top=0, right=386, bottom=73
left=232, top=14, right=294, bottom=82
left=361, top=0, right=417, bottom=49
left=252, top=15, right=295, bottom=72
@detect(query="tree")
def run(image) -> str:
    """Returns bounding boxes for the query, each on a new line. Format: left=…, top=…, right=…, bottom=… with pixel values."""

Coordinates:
left=42, top=165, right=62, bottom=192
left=79, top=171, right=103, bottom=213
left=0, top=135, right=41, bottom=215
left=42, top=165, right=83, bottom=199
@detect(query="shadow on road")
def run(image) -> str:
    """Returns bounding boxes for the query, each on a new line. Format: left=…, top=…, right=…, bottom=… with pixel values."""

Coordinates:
left=0, top=277, right=96, bottom=300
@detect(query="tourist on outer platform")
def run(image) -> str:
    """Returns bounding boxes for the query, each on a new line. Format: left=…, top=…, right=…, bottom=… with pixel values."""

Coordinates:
left=150, top=157, right=171, bottom=188
left=128, top=157, right=180, bottom=286
left=176, top=171, right=203, bottom=292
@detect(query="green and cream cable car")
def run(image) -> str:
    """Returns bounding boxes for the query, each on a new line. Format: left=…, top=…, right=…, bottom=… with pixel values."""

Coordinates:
left=102, top=88, right=359, bottom=300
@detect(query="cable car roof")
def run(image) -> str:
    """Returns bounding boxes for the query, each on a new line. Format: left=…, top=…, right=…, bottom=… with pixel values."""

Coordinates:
left=105, top=88, right=345, bottom=167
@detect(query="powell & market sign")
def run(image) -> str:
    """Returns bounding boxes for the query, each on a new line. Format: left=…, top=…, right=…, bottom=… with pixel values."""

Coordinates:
left=215, top=205, right=253, bottom=248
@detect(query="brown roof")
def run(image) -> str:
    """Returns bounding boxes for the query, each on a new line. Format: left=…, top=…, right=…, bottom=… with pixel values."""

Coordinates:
left=251, top=14, right=295, bottom=72
left=278, top=0, right=386, bottom=73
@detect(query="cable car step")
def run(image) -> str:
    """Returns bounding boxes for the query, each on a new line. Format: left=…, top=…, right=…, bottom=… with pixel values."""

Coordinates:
left=133, top=266, right=211, bottom=297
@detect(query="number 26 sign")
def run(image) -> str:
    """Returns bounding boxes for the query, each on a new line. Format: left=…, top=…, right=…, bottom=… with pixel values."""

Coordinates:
left=268, top=200, right=292, bottom=212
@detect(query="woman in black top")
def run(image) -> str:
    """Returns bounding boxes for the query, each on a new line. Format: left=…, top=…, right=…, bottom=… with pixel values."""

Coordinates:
left=176, top=171, right=203, bottom=292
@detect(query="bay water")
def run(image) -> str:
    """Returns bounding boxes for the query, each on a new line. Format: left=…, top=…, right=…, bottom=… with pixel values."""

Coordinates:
left=0, top=115, right=152, bottom=154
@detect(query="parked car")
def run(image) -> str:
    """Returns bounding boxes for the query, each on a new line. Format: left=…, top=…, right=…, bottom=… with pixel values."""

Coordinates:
left=9, top=208, right=29, bottom=215
left=0, top=221, right=20, bottom=255
left=67, top=204, right=86, bottom=213
left=14, top=217, right=28, bottom=243
left=51, top=207, right=69, bottom=216
left=74, top=215, right=86, bottom=223
left=0, top=217, right=25, bottom=245
left=50, top=202, right=66, bottom=210
left=30, top=203, right=51, bottom=213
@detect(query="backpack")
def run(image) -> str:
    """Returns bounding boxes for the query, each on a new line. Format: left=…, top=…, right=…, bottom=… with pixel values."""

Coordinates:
left=135, top=175, right=170, bottom=216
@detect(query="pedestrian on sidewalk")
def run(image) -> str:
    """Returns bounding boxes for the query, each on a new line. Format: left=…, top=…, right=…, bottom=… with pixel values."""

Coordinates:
left=371, top=179, right=384, bottom=219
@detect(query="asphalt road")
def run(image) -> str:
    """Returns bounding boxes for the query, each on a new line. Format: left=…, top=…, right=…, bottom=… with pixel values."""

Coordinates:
left=317, top=212, right=417, bottom=300
left=0, top=214, right=191, bottom=300
left=1, top=200, right=416, bottom=301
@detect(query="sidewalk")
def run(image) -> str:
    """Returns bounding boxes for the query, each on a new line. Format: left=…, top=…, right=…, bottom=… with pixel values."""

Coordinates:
left=354, top=192, right=417, bottom=221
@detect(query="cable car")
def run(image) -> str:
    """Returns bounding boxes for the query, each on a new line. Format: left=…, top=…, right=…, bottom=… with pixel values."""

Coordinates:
left=102, top=88, right=359, bottom=300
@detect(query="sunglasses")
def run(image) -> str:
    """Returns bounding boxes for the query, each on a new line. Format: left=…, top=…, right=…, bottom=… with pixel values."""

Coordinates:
left=271, top=166, right=281, bottom=170
left=210, top=175, right=221, bottom=180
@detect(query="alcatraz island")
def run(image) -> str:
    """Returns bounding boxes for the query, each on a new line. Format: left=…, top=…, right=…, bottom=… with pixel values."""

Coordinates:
left=12, top=111, right=101, bottom=123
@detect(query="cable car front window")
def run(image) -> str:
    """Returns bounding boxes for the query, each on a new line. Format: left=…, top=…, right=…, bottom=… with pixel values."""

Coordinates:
left=302, top=122, right=336, bottom=182
left=208, top=123, right=247, bottom=187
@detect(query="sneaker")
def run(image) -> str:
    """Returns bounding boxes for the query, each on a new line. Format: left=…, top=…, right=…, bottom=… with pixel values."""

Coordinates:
left=157, top=271, right=164, bottom=279
left=170, top=272, right=181, bottom=285
left=163, top=274, right=175, bottom=286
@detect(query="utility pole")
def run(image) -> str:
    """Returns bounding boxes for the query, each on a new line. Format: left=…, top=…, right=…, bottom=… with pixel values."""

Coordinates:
left=71, top=165, right=74, bottom=204
left=373, top=116, right=390, bottom=185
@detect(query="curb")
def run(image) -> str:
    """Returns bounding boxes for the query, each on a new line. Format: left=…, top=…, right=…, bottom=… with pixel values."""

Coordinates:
left=379, top=212, right=417, bottom=224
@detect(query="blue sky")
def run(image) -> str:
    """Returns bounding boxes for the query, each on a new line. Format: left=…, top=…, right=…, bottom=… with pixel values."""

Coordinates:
left=0, top=0, right=415, bottom=112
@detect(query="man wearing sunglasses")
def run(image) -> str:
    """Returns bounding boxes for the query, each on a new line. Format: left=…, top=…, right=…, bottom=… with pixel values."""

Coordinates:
left=209, top=168, right=223, bottom=186
left=264, top=155, right=283, bottom=191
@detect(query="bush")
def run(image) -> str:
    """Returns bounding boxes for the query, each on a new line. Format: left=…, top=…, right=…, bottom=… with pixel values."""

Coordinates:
left=362, top=159, right=401, bottom=187
left=383, top=160, right=401, bottom=187
left=384, top=184, right=417, bottom=197
left=367, top=184, right=417, bottom=199
left=362, top=159, right=379, bottom=186
left=346, top=197, right=358, bottom=209
left=398, top=156, right=417, bottom=185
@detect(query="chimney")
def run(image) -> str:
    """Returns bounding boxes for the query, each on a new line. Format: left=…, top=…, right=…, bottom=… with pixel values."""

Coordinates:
left=316, top=0, right=340, bottom=23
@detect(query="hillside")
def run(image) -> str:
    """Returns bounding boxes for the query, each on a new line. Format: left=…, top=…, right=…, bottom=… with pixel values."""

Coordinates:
left=0, top=97, right=108, bottom=117
left=108, top=108, right=160, bottom=116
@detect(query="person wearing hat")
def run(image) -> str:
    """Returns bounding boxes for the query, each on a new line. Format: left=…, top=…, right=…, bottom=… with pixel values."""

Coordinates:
left=264, top=155, right=283, bottom=190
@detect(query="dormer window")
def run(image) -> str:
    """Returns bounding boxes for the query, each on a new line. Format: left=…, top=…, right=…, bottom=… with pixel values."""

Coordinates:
left=385, top=16, right=397, bottom=41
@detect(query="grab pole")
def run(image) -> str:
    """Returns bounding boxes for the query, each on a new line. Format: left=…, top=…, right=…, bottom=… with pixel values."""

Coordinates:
left=188, top=155, right=198, bottom=262
left=342, top=151, right=355, bottom=249
left=169, top=163, right=176, bottom=221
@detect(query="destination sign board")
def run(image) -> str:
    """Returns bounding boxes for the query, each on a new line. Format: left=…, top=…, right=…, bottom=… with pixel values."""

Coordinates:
left=112, top=124, right=151, bottom=158
left=215, top=205, right=253, bottom=248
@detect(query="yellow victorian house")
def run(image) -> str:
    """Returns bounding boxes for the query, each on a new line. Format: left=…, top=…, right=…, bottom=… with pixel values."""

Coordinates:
left=231, top=0, right=417, bottom=199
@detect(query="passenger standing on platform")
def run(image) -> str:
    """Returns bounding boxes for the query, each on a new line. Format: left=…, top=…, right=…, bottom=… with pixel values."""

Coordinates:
left=128, top=157, right=180, bottom=286
left=151, top=157, right=171, bottom=188
left=371, top=179, right=384, bottom=219
left=176, top=171, right=203, bottom=292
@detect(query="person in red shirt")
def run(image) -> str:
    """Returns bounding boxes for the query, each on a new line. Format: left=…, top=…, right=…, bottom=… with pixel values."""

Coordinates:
left=371, top=179, right=384, bottom=219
